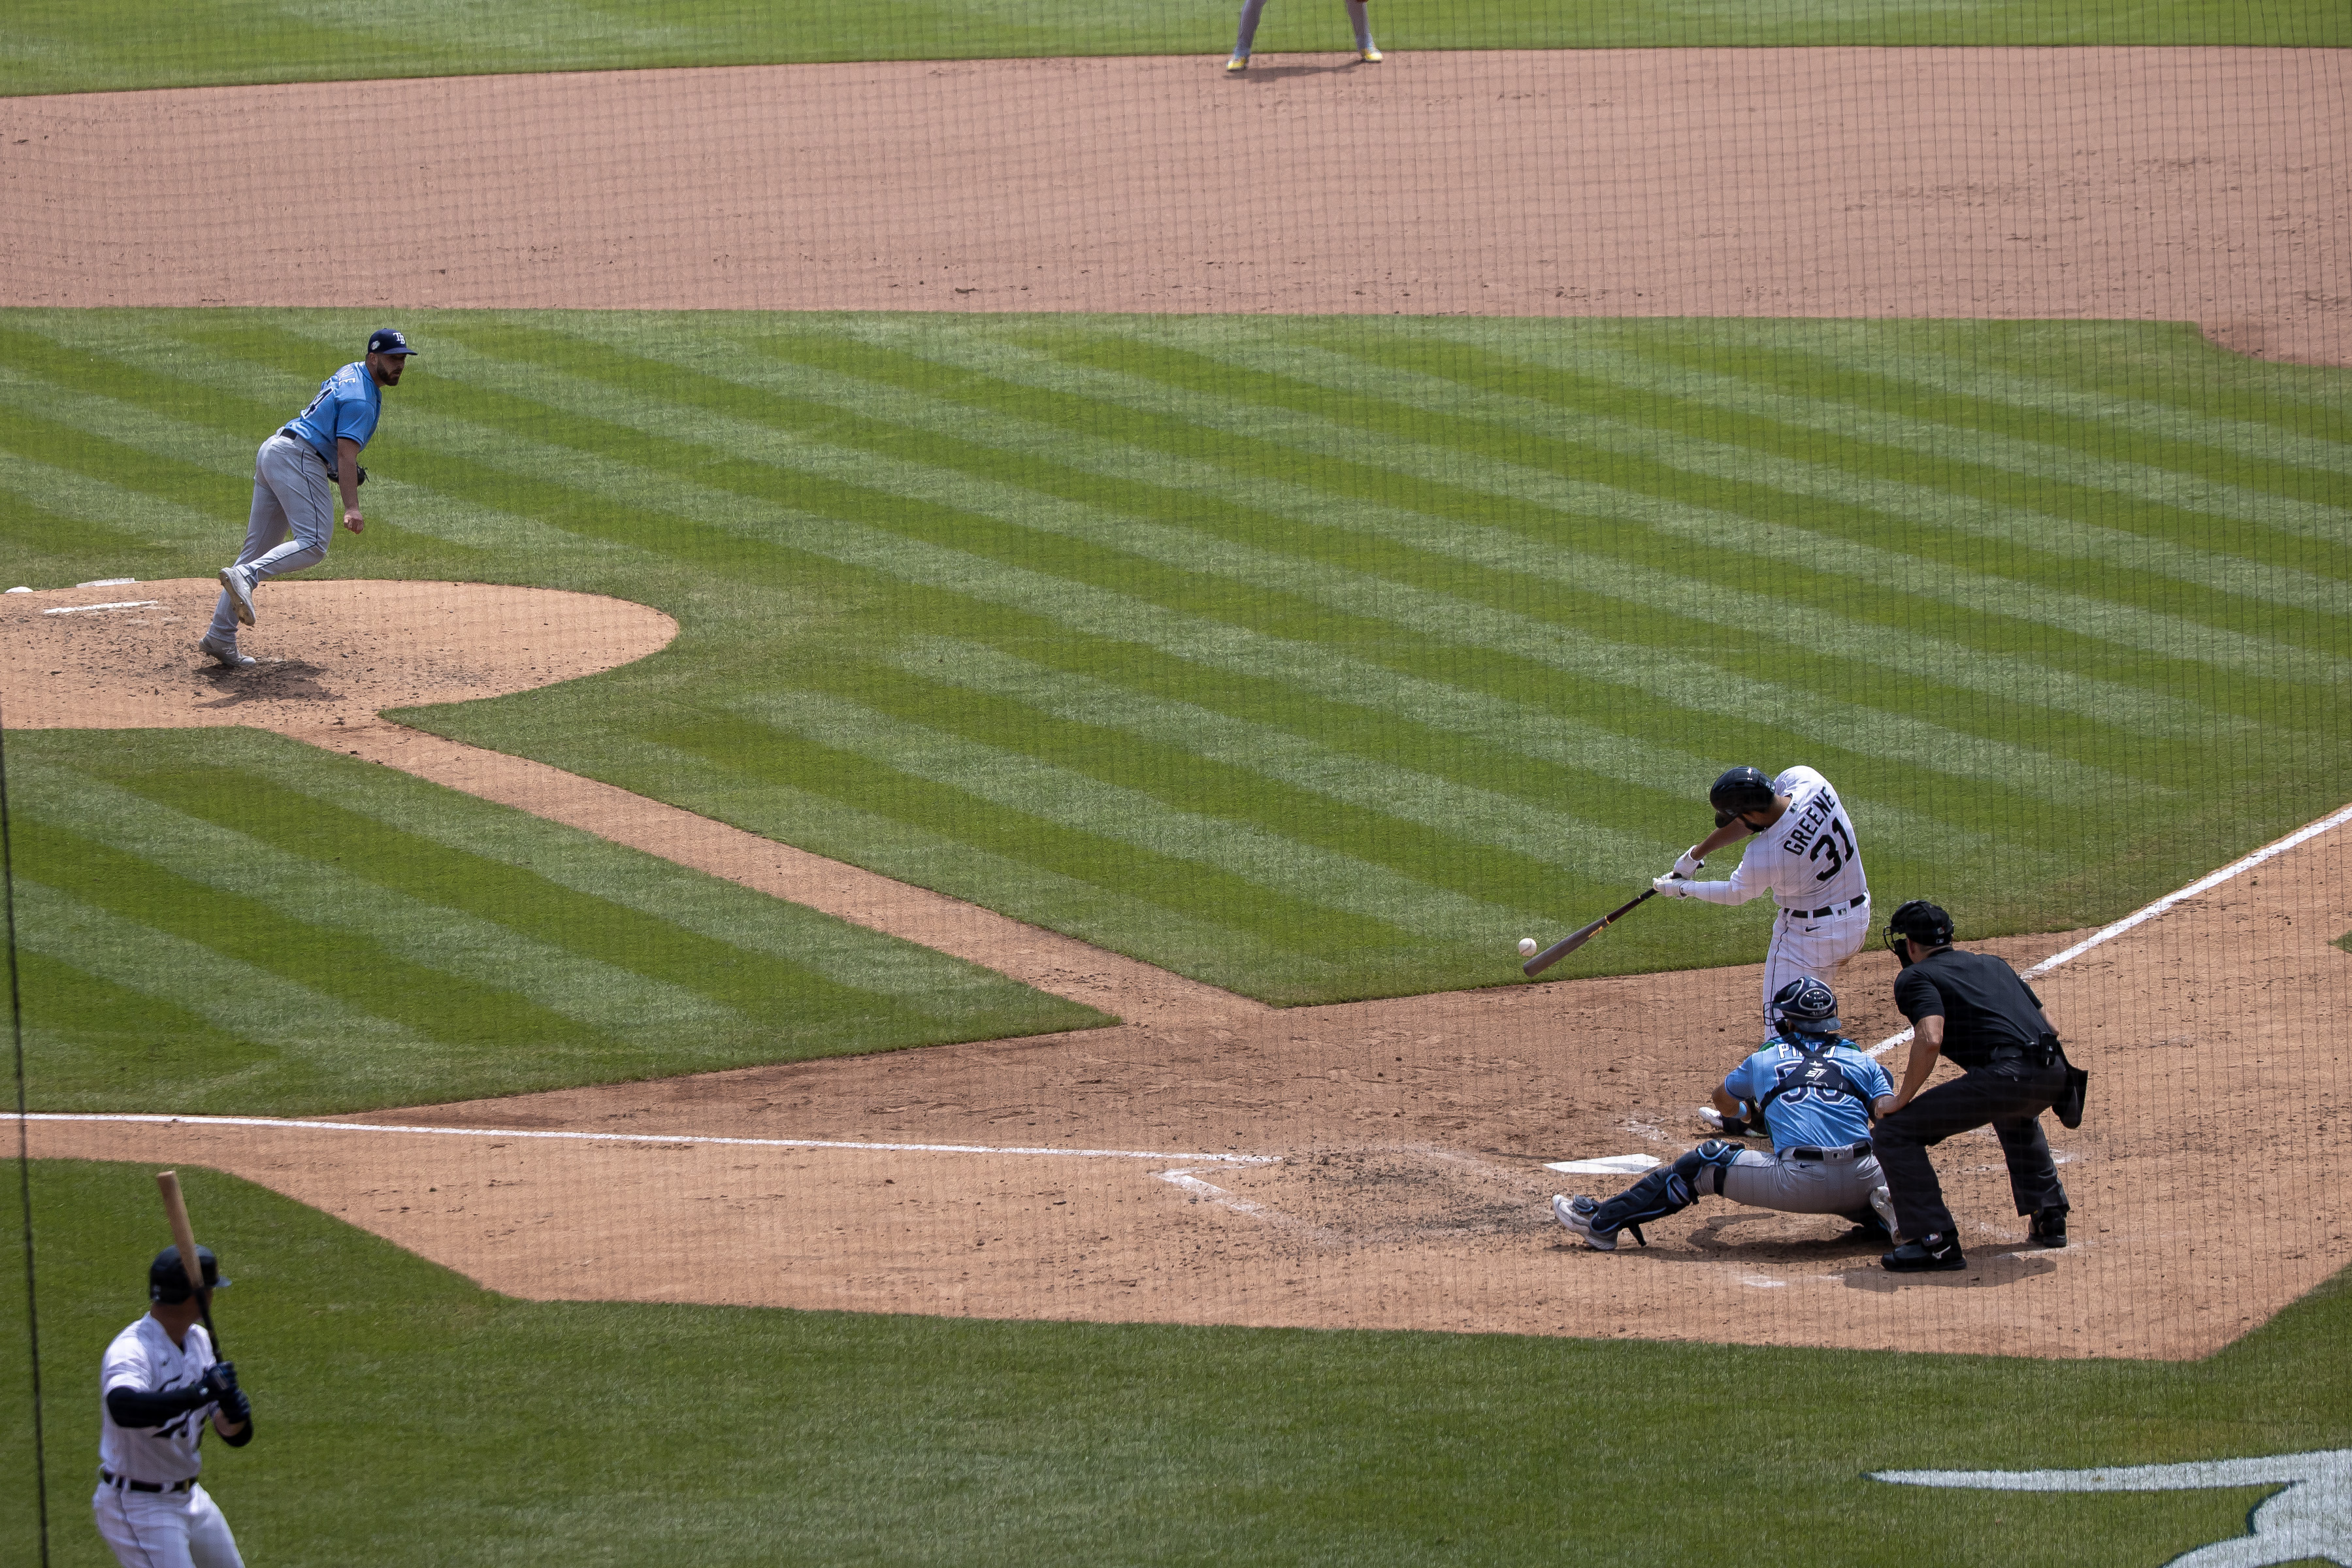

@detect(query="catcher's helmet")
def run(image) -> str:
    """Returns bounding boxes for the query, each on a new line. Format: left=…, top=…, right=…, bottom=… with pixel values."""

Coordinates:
left=1883, top=899, right=1955, bottom=960
left=1708, top=766, right=1776, bottom=826
left=1769, top=976, right=1841, bottom=1037
left=149, top=1245, right=227, bottom=1305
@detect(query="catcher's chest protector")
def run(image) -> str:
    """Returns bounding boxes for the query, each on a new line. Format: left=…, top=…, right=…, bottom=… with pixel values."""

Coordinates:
left=1756, top=1038, right=1868, bottom=1116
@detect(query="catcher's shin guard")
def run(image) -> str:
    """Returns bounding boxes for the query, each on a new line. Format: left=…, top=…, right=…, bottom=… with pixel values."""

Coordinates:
left=1588, top=1142, right=1743, bottom=1239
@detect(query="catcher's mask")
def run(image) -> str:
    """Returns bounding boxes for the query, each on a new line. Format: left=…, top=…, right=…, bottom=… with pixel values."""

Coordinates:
left=1769, top=976, right=1841, bottom=1036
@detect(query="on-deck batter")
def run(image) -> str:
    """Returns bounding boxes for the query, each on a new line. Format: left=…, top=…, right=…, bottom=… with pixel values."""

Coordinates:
left=93, top=1245, right=253, bottom=1568
left=203, top=328, right=414, bottom=669
left=1650, top=764, right=1872, bottom=1019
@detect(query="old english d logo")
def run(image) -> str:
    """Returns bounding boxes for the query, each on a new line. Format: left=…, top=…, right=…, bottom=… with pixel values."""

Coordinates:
left=1872, top=1450, right=2352, bottom=1567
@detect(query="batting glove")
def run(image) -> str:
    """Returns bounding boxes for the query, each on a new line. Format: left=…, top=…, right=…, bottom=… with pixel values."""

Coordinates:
left=1651, top=876, right=1690, bottom=897
left=1672, top=847, right=1705, bottom=879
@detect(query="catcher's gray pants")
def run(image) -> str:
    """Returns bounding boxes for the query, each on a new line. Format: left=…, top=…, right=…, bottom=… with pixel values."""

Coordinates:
left=1720, top=1146, right=1895, bottom=1230
left=208, top=432, right=335, bottom=642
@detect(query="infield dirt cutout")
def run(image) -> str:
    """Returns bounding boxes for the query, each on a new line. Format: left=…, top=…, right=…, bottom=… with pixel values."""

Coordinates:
left=10, top=46, right=2350, bottom=1358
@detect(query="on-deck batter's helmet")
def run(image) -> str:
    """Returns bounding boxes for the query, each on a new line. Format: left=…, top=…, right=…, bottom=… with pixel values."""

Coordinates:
left=149, top=1245, right=228, bottom=1305
left=1769, top=977, right=1841, bottom=1037
left=1883, top=900, right=1955, bottom=963
left=1708, top=765, right=1776, bottom=827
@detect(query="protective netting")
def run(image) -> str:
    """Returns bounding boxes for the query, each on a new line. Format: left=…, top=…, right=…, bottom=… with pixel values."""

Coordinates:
left=3, top=7, right=2347, bottom=1564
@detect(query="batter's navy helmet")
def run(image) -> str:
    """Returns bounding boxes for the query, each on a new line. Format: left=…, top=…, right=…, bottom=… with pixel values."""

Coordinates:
left=1708, top=766, right=1776, bottom=826
left=149, top=1245, right=227, bottom=1305
left=1884, top=899, right=1955, bottom=960
left=1769, top=977, right=1841, bottom=1037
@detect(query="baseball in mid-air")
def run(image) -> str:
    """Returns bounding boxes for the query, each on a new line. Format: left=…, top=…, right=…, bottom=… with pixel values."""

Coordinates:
left=1518, top=937, right=1539, bottom=956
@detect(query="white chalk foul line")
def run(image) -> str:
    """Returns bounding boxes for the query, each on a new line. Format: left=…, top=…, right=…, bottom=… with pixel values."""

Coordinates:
left=18, top=1113, right=1275, bottom=1165
left=1865, top=797, right=2352, bottom=1058
left=42, top=598, right=159, bottom=615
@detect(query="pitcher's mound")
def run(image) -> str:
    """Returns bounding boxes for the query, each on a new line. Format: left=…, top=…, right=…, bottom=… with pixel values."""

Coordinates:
left=3, top=578, right=676, bottom=732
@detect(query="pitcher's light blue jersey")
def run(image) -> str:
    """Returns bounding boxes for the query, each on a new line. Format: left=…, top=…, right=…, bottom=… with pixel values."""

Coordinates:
left=1724, top=1036, right=1891, bottom=1152
left=284, top=362, right=382, bottom=466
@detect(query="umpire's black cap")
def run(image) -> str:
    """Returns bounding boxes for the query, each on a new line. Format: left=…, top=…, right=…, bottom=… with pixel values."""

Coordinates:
left=1884, top=900, right=1955, bottom=953
left=149, top=1245, right=229, bottom=1304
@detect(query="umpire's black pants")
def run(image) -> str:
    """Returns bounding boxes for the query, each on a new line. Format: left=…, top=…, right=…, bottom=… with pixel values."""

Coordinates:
left=1873, top=1060, right=2069, bottom=1242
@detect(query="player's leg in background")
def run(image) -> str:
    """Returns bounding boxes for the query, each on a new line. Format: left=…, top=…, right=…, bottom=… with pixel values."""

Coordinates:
left=1346, top=0, right=1377, bottom=56
left=1230, top=0, right=1268, bottom=65
left=244, top=436, right=336, bottom=583
left=184, top=1485, right=246, bottom=1568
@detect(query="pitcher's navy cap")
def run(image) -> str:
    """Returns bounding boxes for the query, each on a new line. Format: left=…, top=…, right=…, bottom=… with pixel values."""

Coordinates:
left=367, top=329, right=416, bottom=355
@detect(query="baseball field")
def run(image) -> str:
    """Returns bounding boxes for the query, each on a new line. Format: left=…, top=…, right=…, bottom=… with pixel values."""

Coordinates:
left=2, top=2, right=2348, bottom=1564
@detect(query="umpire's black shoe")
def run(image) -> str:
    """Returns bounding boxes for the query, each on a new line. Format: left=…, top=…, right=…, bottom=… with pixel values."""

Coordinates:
left=1881, top=1233, right=1967, bottom=1273
left=2027, top=1207, right=2068, bottom=1248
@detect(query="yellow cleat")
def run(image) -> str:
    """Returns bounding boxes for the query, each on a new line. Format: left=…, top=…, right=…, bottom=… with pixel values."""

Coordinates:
left=1225, top=54, right=1249, bottom=72
left=1360, top=47, right=1383, bottom=62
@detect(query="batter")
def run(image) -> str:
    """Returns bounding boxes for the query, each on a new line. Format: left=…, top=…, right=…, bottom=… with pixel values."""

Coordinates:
left=203, top=328, right=414, bottom=669
left=1651, top=764, right=1872, bottom=1019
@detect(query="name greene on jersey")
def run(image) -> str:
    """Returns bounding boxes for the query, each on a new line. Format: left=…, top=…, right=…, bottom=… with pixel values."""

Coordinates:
left=1678, top=766, right=1869, bottom=912
left=1776, top=779, right=1857, bottom=885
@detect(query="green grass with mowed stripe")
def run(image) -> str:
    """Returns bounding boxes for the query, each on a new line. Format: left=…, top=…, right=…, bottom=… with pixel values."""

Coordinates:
left=5, top=1162, right=2347, bottom=1567
left=3, top=309, right=2346, bottom=1019
left=6, top=728, right=1106, bottom=1113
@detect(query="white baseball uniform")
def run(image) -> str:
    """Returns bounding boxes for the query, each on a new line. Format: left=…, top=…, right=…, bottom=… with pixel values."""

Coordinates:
left=1656, top=766, right=1871, bottom=1015
left=93, top=1316, right=245, bottom=1568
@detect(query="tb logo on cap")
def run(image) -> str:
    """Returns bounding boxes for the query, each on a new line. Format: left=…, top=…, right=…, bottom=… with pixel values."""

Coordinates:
left=367, top=329, right=415, bottom=355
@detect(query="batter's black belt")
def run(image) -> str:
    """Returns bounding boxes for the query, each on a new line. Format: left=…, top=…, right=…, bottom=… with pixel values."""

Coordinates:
left=99, top=1468, right=195, bottom=1494
left=1787, top=1140, right=1873, bottom=1161
left=1781, top=893, right=1867, bottom=920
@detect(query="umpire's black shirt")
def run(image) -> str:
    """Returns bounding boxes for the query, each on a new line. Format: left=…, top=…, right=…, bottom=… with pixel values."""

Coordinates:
left=1893, top=948, right=2053, bottom=1069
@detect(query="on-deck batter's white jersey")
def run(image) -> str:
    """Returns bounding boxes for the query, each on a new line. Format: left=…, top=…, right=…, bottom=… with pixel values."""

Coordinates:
left=1678, top=766, right=1869, bottom=911
left=98, top=1315, right=221, bottom=1486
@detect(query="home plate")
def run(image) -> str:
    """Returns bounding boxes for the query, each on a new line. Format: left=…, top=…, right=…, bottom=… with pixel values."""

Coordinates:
left=1543, top=1153, right=1661, bottom=1175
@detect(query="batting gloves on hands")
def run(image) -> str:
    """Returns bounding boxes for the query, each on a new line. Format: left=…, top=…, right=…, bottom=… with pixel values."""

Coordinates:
left=204, top=1362, right=250, bottom=1424
left=1652, top=876, right=1691, bottom=897
left=1671, top=847, right=1705, bottom=879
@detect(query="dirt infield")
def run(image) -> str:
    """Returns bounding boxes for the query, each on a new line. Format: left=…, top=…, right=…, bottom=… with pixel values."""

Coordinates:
left=1, top=48, right=2343, bottom=363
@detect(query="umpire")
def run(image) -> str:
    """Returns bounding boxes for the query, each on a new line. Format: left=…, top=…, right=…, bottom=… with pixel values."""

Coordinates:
left=1873, top=900, right=2085, bottom=1273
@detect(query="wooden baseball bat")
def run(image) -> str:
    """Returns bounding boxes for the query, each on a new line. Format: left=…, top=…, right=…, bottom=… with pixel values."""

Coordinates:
left=155, top=1170, right=222, bottom=1354
left=1522, top=887, right=1658, bottom=977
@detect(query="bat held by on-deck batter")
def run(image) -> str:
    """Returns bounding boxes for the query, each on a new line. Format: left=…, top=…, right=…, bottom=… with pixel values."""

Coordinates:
left=155, top=1169, right=222, bottom=1354
left=1521, top=887, right=1658, bottom=977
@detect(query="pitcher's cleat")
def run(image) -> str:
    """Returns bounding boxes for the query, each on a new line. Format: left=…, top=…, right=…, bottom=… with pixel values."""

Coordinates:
left=1226, top=54, right=1249, bottom=72
left=1360, top=47, right=1382, bottom=62
left=198, top=633, right=255, bottom=670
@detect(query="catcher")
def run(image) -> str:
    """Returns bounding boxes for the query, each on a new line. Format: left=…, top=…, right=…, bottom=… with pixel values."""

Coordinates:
left=1552, top=979, right=1898, bottom=1250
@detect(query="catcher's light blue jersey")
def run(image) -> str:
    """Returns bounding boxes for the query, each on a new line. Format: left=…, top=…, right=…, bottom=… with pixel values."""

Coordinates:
left=284, top=362, right=383, bottom=464
left=1725, top=1037, right=1891, bottom=1152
